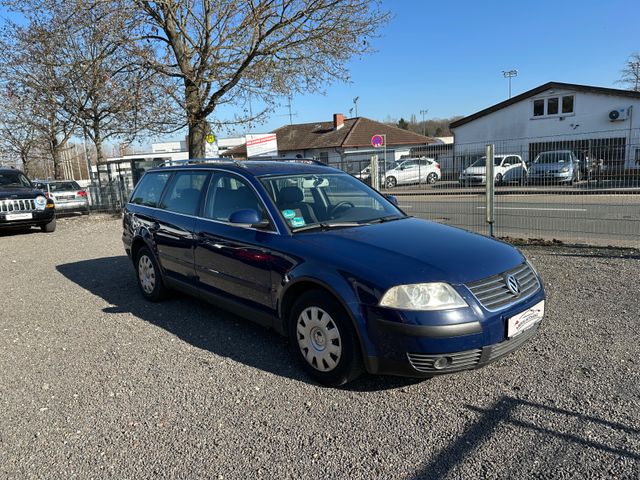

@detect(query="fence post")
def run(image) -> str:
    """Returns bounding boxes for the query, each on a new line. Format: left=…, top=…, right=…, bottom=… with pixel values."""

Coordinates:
left=370, top=154, right=379, bottom=190
left=485, top=144, right=495, bottom=237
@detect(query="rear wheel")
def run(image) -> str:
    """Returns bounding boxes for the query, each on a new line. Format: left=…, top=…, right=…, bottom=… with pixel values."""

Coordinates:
left=426, top=172, right=438, bottom=184
left=41, top=217, right=56, bottom=233
left=494, top=173, right=503, bottom=185
left=289, top=290, right=363, bottom=386
left=136, top=247, right=167, bottom=302
left=385, top=176, right=397, bottom=188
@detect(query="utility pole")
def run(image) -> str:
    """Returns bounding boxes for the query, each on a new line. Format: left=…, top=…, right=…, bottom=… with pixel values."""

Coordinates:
left=420, top=109, right=429, bottom=136
left=353, top=96, right=359, bottom=117
left=502, top=69, right=518, bottom=98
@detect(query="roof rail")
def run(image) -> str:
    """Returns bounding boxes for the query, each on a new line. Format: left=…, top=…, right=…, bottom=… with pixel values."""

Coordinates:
left=247, top=157, right=327, bottom=166
left=158, top=157, right=243, bottom=168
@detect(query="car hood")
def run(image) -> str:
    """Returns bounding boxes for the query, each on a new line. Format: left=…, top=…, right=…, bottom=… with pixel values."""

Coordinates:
left=530, top=163, right=569, bottom=172
left=296, top=217, right=525, bottom=286
left=462, top=166, right=487, bottom=175
left=0, top=187, right=42, bottom=200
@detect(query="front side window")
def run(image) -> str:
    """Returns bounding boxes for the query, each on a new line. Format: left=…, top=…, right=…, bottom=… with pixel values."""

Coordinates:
left=130, top=172, right=171, bottom=207
left=160, top=171, right=209, bottom=215
left=533, top=99, right=544, bottom=116
left=203, top=172, right=268, bottom=223
left=547, top=97, right=559, bottom=115
left=260, top=173, right=404, bottom=231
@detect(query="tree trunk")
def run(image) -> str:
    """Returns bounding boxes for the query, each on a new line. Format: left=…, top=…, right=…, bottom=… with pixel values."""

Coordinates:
left=188, top=115, right=208, bottom=159
left=94, top=131, right=105, bottom=165
left=50, top=136, right=65, bottom=180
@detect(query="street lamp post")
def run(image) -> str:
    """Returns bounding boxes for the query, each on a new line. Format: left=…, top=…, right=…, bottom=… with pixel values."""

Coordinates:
left=420, top=109, right=428, bottom=136
left=502, top=69, right=518, bottom=98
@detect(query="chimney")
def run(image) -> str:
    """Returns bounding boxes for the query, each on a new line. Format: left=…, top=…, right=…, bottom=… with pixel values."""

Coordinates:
left=333, top=113, right=345, bottom=130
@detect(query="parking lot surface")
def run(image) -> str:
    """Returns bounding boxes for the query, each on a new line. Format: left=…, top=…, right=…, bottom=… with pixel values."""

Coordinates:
left=1, top=215, right=639, bottom=479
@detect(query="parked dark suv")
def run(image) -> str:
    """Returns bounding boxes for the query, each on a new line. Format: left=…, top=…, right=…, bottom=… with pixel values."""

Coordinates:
left=122, top=161, right=545, bottom=386
left=0, top=168, right=56, bottom=232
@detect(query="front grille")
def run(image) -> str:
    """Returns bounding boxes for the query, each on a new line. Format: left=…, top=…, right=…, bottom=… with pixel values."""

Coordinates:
left=0, top=198, right=36, bottom=213
left=407, top=323, right=539, bottom=373
left=466, top=263, right=540, bottom=311
left=408, top=349, right=482, bottom=373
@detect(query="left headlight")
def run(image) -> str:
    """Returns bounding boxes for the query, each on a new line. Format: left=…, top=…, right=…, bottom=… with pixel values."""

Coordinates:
left=35, top=195, right=47, bottom=210
left=379, top=282, right=468, bottom=311
left=560, top=166, right=569, bottom=173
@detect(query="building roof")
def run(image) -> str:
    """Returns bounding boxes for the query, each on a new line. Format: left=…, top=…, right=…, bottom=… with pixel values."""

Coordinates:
left=450, top=81, right=640, bottom=129
left=224, top=116, right=433, bottom=157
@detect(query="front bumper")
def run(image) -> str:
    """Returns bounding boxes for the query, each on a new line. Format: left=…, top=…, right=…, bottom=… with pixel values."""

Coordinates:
left=459, top=175, right=486, bottom=184
left=0, top=209, right=55, bottom=228
left=528, top=172, right=572, bottom=182
left=361, top=286, right=545, bottom=378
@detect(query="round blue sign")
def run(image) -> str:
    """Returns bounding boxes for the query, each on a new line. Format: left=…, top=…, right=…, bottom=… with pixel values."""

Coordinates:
left=371, top=134, right=384, bottom=148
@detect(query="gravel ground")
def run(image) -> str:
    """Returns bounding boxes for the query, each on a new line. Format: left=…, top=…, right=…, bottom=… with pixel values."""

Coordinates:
left=1, top=215, right=639, bottom=479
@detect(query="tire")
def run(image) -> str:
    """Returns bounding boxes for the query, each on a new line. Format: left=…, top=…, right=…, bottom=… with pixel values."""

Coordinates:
left=385, top=176, right=397, bottom=188
left=41, top=217, right=56, bottom=233
left=135, top=247, right=167, bottom=302
left=426, top=172, right=438, bottom=184
left=289, top=290, right=363, bottom=386
left=494, top=173, right=503, bottom=185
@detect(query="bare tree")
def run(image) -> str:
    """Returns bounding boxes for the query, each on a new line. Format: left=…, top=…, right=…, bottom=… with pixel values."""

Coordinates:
left=617, top=52, right=640, bottom=92
left=0, top=18, right=79, bottom=179
left=0, top=85, right=45, bottom=176
left=130, top=0, right=390, bottom=158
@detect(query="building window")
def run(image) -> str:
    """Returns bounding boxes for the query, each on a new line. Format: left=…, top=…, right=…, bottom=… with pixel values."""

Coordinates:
left=533, top=99, right=544, bottom=116
left=562, top=95, right=574, bottom=114
left=319, top=151, right=329, bottom=163
left=532, top=94, right=574, bottom=117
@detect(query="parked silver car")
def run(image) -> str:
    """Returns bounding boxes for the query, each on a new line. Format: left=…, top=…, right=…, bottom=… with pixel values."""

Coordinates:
left=33, top=180, right=89, bottom=214
left=527, top=150, right=580, bottom=184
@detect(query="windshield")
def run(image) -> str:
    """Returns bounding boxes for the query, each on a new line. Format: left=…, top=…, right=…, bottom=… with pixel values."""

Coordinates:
left=260, top=173, right=405, bottom=231
left=469, top=156, right=503, bottom=168
left=0, top=171, right=32, bottom=188
left=534, top=152, right=572, bottom=164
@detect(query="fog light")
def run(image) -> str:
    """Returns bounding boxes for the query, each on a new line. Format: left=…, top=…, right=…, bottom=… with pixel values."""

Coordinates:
left=433, top=357, right=452, bottom=370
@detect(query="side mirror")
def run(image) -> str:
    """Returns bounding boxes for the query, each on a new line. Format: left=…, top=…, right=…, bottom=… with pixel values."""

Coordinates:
left=229, top=209, right=270, bottom=229
left=385, top=195, right=398, bottom=206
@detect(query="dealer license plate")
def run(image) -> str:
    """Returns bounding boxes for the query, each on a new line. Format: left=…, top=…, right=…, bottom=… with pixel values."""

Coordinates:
left=507, top=300, right=545, bottom=338
left=6, top=213, right=33, bottom=221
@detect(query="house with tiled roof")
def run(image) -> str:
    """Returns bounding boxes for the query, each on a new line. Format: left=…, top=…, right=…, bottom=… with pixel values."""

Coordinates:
left=224, top=114, right=433, bottom=173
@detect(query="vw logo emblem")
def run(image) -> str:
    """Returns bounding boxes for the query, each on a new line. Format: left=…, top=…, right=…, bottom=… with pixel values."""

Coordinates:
left=505, top=274, right=520, bottom=295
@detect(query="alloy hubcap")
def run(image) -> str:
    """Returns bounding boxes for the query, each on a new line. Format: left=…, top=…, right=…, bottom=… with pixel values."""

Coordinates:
left=296, top=306, right=342, bottom=372
left=138, top=255, right=156, bottom=294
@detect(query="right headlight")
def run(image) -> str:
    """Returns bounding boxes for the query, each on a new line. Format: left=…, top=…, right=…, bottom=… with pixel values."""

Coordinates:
left=379, top=282, right=468, bottom=311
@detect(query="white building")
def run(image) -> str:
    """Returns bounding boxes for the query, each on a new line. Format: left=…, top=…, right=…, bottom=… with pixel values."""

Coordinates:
left=450, top=82, right=640, bottom=173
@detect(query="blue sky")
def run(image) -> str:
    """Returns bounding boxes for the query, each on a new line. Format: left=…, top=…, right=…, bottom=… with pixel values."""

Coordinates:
left=242, top=0, right=640, bottom=133
left=2, top=1, right=638, bottom=143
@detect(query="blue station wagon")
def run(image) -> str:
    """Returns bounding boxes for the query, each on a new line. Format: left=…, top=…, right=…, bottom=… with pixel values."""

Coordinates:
left=122, top=160, right=545, bottom=386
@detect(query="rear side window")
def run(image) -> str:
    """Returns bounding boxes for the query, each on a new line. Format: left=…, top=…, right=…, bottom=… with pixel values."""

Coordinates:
left=130, top=172, right=171, bottom=207
left=160, top=171, right=209, bottom=215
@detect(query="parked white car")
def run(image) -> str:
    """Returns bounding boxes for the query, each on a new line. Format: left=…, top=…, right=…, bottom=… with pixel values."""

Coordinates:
left=383, top=158, right=440, bottom=188
left=459, top=154, right=527, bottom=186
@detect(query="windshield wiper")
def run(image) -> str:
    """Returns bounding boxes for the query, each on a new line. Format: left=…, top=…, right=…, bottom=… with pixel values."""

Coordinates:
left=362, top=215, right=408, bottom=225
left=292, top=221, right=362, bottom=233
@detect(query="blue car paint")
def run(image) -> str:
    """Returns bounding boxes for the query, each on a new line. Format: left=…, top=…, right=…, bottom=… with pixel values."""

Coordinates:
left=122, top=162, right=545, bottom=378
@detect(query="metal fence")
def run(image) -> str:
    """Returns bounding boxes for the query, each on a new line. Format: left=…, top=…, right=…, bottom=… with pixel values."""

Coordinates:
left=80, top=128, right=640, bottom=248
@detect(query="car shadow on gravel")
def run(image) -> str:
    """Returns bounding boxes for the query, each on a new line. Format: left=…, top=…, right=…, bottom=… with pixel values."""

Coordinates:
left=57, top=256, right=422, bottom=391
left=411, top=396, right=640, bottom=479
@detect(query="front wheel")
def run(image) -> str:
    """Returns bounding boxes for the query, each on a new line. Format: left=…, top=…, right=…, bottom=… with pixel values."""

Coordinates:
left=385, top=176, right=397, bottom=188
left=494, top=173, right=503, bottom=185
left=289, top=290, right=363, bottom=386
left=41, top=217, right=56, bottom=233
